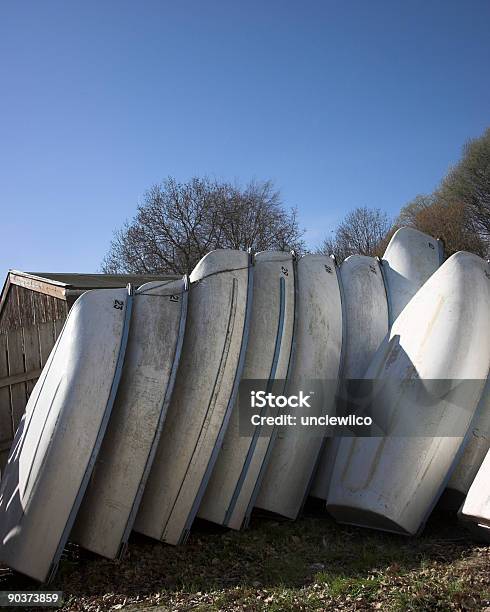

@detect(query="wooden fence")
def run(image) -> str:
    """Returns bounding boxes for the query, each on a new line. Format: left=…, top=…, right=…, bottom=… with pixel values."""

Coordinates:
left=0, top=319, right=65, bottom=474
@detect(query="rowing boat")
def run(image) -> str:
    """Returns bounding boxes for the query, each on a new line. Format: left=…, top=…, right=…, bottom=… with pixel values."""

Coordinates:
left=0, top=287, right=132, bottom=581
left=459, top=448, right=490, bottom=542
left=198, top=251, right=295, bottom=530
left=134, top=250, right=252, bottom=545
left=72, top=278, right=188, bottom=558
left=254, top=254, right=342, bottom=519
left=326, top=252, right=490, bottom=535
left=310, top=255, right=388, bottom=500
left=381, top=227, right=443, bottom=325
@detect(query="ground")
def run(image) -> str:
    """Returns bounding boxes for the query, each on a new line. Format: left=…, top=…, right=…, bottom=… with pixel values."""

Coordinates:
left=1, top=503, right=489, bottom=611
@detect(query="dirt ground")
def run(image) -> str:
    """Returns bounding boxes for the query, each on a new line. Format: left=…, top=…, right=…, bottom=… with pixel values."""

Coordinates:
left=1, top=503, right=489, bottom=611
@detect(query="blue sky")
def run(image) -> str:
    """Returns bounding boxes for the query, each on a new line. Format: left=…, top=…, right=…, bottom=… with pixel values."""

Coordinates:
left=1, top=0, right=489, bottom=278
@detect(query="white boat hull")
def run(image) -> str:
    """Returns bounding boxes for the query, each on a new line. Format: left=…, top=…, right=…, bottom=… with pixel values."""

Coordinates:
left=255, top=254, right=342, bottom=519
left=313, top=229, right=440, bottom=503
left=71, top=278, right=188, bottom=559
left=326, top=252, right=490, bottom=535
left=0, top=287, right=132, bottom=581
left=134, top=250, right=252, bottom=545
left=446, top=380, right=490, bottom=501
left=310, top=255, right=388, bottom=500
left=198, top=251, right=295, bottom=530
left=459, top=448, right=490, bottom=542
left=381, top=227, right=443, bottom=325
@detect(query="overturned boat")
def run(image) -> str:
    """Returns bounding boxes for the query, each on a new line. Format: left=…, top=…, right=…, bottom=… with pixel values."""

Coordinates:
left=459, top=448, right=490, bottom=542
left=310, top=255, right=389, bottom=500
left=198, top=251, right=295, bottom=530
left=1, top=226, right=487, bottom=583
left=445, top=380, right=490, bottom=504
left=336, top=256, right=389, bottom=381
left=254, top=254, right=342, bottom=520
left=134, top=250, right=253, bottom=545
left=315, top=228, right=442, bottom=503
left=0, top=286, right=133, bottom=581
left=381, top=226, right=443, bottom=324
left=71, top=278, right=188, bottom=559
left=326, top=252, right=490, bottom=535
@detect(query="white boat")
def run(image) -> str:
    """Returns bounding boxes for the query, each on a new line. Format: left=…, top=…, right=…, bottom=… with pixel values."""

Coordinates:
left=254, top=254, right=342, bottom=520
left=446, top=381, right=490, bottom=503
left=459, top=448, right=490, bottom=542
left=383, top=227, right=490, bottom=504
left=198, top=251, right=295, bottom=530
left=326, top=252, right=490, bottom=535
left=381, top=227, right=443, bottom=325
left=0, top=287, right=133, bottom=582
left=310, top=255, right=389, bottom=500
left=134, top=250, right=253, bottom=545
left=312, top=228, right=440, bottom=502
left=337, top=256, right=390, bottom=380
left=71, top=278, right=188, bottom=559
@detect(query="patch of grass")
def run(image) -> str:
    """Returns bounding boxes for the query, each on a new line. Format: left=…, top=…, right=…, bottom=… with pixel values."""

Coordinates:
left=390, top=578, right=475, bottom=612
left=0, top=509, right=488, bottom=610
left=315, top=572, right=382, bottom=600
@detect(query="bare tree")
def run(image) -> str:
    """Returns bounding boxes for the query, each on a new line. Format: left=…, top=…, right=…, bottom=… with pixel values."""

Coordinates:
left=102, top=177, right=304, bottom=275
left=318, top=207, right=391, bottom=261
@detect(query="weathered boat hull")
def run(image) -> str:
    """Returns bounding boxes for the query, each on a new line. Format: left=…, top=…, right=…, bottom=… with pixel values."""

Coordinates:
left=318, top=228, right=443, bottom=505
left=72, top=278, right=188, bottom=559
left=0, top=287, right=132, bottom=581
left=326, top=252, right=490, bottom=535
left=134, top=250, right=252, bottom=545
left=310, top=255, right=388, bottom=500
left=446, top=380, right=490, bottom=503
left=198, top=251, right=295, bottom=530
left=459, top=448, right=490, bottom=541
left=381, top=226, right=443, bottom=325
left=255, top=254, right=342, bottom=520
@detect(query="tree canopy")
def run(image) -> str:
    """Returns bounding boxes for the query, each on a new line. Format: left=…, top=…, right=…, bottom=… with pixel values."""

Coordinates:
left=103, top=177, right=304, bottom=275
left=396, top=128, right=490, bottom=257
left=317, top=207, right=391, bottom=261
left=103, top=127, right=490, bottom=273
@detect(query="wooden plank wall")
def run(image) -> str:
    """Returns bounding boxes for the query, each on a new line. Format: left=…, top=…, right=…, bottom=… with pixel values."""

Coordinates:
left=0, top=285, right=68, bottom=476
left=0, top=334, right=10, bottom=473
left=0, top=283, right=68, bottom=334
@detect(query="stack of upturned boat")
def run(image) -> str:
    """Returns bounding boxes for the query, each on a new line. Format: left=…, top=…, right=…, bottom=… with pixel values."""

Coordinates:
left=1, top=228, right=489, bottom=582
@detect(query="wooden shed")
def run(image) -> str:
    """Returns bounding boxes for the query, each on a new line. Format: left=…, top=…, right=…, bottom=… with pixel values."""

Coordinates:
left=0, top=270, right=177, bottom=474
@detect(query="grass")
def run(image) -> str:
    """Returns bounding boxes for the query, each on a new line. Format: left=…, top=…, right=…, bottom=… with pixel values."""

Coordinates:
left=1, top=503, right=489, bottom=611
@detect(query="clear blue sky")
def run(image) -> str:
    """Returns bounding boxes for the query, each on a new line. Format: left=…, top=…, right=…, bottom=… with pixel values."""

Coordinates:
left=1, top=0, right=489, bottom=278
